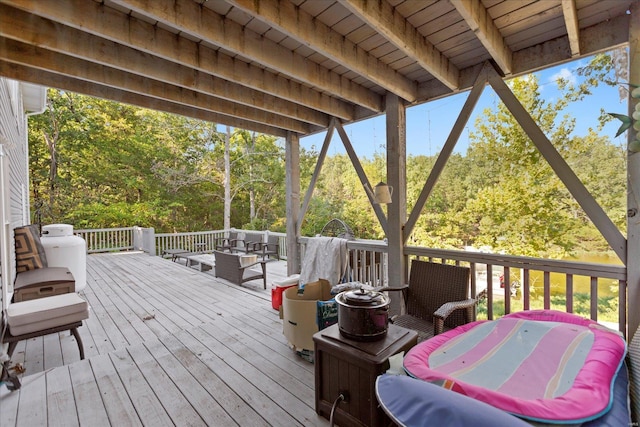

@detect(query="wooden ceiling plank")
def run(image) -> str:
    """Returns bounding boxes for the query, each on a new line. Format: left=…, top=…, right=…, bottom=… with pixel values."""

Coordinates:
left=2, top=0, right=353, bottom=121
left=224, top=0, right=418, bottom=102
left=562, top=0, right=580, bottom=57
left=0, top=37, right=311, bottom=134
left=338, top=0, right=459, bottom=90
left=512, top=13, right=629, bottom=76
left=110, top=0, right=383, bottom=112
left=0, top=60, right=289, bottom=137
left=451, top=0, right=513, bottom=75
left=417, top=11, right=629, bottom=105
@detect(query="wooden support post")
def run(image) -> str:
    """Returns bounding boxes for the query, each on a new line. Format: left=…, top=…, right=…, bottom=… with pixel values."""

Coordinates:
left=628, top=1, right=640, bottom=340
left=385, top=93, right=406, bottom=314
left=286, top=131, right=301, bottom=276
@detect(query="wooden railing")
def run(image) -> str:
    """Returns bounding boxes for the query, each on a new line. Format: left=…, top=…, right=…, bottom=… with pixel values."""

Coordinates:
left=405, top=246, right=627, bottom=336
left=155, top=229, right=288, bottom=259
left=75, top=227, right=136, bottom=253
left=298, top=237, right=388, bottom=286
left=155, top=230, right=225, bottom=255
left=73, top=226, right=627, bottom=334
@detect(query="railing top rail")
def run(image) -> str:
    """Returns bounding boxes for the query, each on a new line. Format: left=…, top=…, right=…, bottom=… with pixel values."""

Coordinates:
left=76, top=227, right=135, bottom=233
left=406, top=246, right=626, bottom=280
left=155, top=230, right=223, bottom=237
left=298, top=236, right=387, bottom=251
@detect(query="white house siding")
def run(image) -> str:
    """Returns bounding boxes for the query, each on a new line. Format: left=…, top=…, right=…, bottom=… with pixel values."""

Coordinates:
left=0, top=77, right=33, bottom=301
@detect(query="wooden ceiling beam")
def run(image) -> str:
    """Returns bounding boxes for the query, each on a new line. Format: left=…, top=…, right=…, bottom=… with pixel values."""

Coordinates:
left=0, top=37, right=311, bottom=134
left=0, top=60, right=289, bottom=137
left=110, top=0, right=383, bottom=113
left=451, top=0, right=513, bottom=75
left=561, top=0, right=581, bottom=57
left=337, top=0, right=459, bottom=91
left=227, top=0, right=419, bottom=102
left=0, top=4, right=330, bottom=128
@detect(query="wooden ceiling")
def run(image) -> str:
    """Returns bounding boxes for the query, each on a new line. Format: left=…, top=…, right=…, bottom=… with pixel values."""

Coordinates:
left=0, top=0, right=634, bottom=137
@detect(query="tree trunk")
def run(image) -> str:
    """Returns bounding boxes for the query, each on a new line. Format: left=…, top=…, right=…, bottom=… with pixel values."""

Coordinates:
left=224, top=126, right=231, bottom=231
left=41, top=101, right=61, bottom=215
left=249, top=131, right=255, bottom=221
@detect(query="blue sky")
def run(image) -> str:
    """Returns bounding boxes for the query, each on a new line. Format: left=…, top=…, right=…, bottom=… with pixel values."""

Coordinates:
left=299, top=56, right=628, bottom=158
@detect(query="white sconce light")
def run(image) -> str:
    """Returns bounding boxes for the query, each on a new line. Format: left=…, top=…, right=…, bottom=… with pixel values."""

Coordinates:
left=366, top=181, right=393, bottom=204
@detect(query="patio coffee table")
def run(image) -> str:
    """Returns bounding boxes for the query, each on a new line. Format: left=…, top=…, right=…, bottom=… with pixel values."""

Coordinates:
left=184, top=254, right=216, bottom=272
left=162, top=248, right=190, bottom=261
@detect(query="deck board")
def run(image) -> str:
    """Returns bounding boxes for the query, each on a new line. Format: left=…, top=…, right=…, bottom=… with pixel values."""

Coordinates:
left=161, top=333, right=270, bottom=427
left=90, top=353, right=143, bottom=426
left=68, top=360, right=111, bottom=426
left=46, top=366, right=78, bottom=427
left=1, top=252, right=328, bottom=426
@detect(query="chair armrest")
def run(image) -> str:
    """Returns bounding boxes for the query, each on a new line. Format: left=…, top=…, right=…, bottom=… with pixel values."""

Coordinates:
left=375, top=285, right=409, bottom=292
left=433, top=298, right=477, bottom=335
left=245, top=241, right=263, bottom=252
left=257, top=242, right=278, bottom=251
left=377, top=285, right=409, bottom=306
left=253, top=242, right=269, bottom=252
left=216, top=237, right=241, bottom=247
left=239, top=259, right=273, bottom=270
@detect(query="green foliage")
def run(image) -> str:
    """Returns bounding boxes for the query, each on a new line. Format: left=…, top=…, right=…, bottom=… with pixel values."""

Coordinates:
left=28, top=90, right=283, bottom=232
left=27, top=51, right=627, bottom=258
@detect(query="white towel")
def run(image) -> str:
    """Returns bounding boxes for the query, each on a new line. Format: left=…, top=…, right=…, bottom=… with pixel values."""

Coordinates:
left=299, top=237, right=349, bottom=286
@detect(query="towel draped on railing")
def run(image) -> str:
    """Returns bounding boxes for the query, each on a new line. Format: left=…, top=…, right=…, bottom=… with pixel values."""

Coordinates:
left=299, top=236, right=349, bottom=286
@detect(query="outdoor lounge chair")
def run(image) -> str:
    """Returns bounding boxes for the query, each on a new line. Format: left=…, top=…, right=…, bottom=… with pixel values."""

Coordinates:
left=385, top=260, right=476, bottom=342
left=213, top=250, right=269, bottom=289
left=255, top=234, right=280, bottom=260
left=215, top=231, right=241, bottom=252
left=232, top=232, right=264, bottom=254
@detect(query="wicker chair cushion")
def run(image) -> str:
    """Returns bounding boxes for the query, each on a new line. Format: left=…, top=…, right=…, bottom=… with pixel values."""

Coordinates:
left=14, top=224, right=48, bottom=273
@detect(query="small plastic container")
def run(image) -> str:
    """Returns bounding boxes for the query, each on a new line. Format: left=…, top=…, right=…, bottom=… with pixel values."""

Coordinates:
left=271, top=274, right=300, bottom=310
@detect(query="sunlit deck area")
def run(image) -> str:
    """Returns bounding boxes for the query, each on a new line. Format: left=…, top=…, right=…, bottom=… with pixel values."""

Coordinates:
left=0, top=252, right=328, bottom=426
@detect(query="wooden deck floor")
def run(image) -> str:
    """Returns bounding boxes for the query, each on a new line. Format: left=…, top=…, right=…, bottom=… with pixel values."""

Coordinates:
left=1, top=252, right=329, bottom=426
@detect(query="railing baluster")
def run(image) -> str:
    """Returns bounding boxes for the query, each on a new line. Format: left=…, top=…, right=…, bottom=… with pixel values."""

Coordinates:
left=487, top=264, right=493, bottom=320
left=544, top=271, right=551, bottom=310
left=504, top=268, right=511, bottom=315
left=590, top=276, right=598, bottom=321
left=566, top=274, right=574, bottom=313
left=523, top=269, right=530, bottom=311
left=619, top=280, right=627, bottom=337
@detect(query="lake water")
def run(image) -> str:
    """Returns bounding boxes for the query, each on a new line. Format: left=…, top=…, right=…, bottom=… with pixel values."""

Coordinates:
left=529, top=253, right=622, bottom=298
left=475, top=253, right=623, bottom=299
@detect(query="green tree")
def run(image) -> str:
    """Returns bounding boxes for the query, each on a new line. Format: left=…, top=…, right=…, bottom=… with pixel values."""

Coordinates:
left=459, top=73, right=625, bottom=257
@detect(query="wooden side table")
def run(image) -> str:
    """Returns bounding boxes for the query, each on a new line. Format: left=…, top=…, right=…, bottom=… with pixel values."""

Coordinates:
left=313, top=323, right=418, bottom=427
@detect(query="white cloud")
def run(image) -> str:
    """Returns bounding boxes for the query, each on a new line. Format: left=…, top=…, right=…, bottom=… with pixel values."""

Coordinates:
left=550, top=68, right=577, bottom=86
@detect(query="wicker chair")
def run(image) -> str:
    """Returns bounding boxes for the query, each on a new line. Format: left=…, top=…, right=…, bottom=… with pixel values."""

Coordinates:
left=215, top=231, right=241, bottom=252
left=255, top=234, right=280, bottom=260
left=237, top=232, right=264, bottom=254
left=386, top=260, right=476, bottom=342
left=628, top=325, right=640, bottom=422
left=213, top=250, right=268, bottom=289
